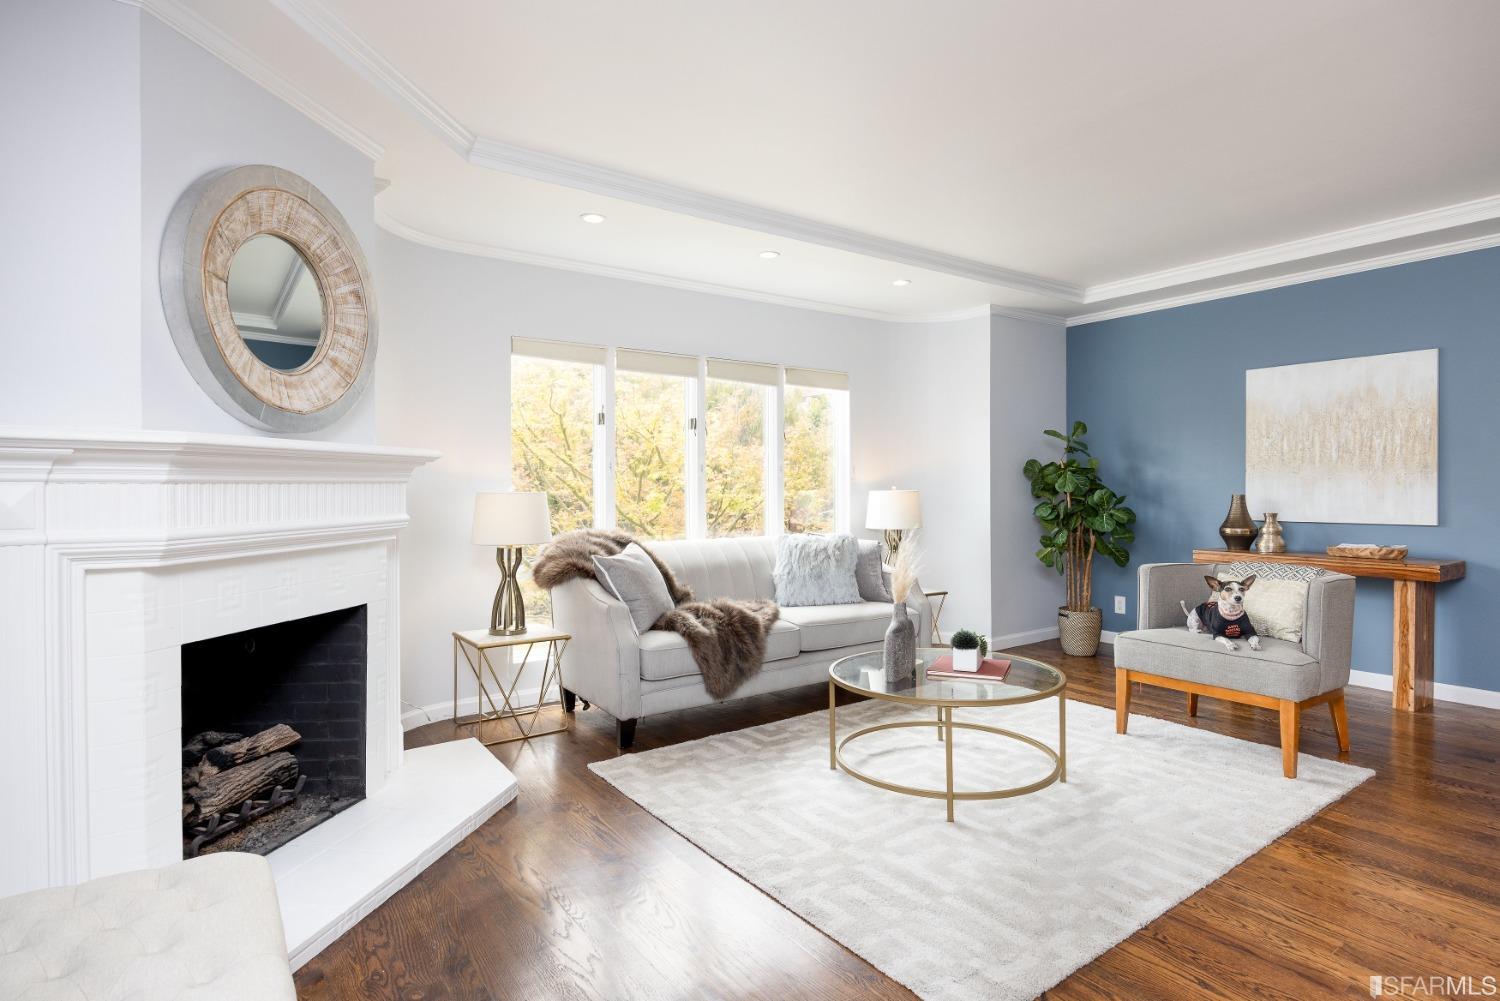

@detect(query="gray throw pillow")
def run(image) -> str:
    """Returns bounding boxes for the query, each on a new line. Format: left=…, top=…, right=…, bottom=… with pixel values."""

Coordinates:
left=774, top=533, right=863, bottom=607
left=591, top=543, right=675, bottom=633
left=855, top=539, right=892, bottom=602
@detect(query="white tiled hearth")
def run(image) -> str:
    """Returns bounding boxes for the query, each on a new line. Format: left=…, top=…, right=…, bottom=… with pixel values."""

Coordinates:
left=0, top=430, right=517, bottom=968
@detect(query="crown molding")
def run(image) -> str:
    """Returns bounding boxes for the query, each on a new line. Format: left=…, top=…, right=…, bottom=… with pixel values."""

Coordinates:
left=1066, top=230, right=1500, bottom=326
left=1086, top=192, right=1500, bottom=302
left=376, top=213, right=1009, bottom=325
left=160, top=0, right=1500, bottom=329
left=989, top=304, right=1068, bottom=327
left=125, top=0, right=384, bottom=161
left=266, top=0, right=1079, bottom=302
left=465, top=139, right=1081, bottom=301
left=269, top=0, right=472, bottom=153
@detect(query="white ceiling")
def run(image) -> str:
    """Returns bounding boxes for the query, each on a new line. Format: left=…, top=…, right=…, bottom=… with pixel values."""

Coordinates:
left=163, top=0, right=1500, bottom=322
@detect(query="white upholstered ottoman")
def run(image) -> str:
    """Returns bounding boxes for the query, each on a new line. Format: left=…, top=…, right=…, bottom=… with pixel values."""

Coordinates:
left=0, top=853, right=295, bottom=1001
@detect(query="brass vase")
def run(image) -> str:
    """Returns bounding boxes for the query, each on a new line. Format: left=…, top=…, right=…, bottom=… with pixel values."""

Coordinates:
left=1254, top=512, right=1287, bottom=554
left=1219, top=494, right=1258, bottom=552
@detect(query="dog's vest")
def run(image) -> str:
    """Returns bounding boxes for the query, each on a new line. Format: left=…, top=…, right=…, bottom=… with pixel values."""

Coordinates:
left=1193, top=602, right=1257, bottom=640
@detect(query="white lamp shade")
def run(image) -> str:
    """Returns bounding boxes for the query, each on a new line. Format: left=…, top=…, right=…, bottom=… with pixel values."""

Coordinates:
left=472, top=492, right=553, bottom=546
left=865, top=489, right=921, bottom=531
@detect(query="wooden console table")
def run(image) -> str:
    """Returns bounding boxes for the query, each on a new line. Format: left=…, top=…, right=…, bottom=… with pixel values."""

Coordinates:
left=1193, top=549, right=1465, bottom=712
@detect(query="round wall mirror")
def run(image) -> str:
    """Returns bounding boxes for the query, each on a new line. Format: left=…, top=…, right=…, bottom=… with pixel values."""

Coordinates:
left=226, top=234, right=326, bottom=372
left=160, top=165, right=377, bottom=432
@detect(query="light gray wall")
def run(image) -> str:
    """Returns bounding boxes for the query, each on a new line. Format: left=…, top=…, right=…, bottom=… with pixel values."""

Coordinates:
left=139, top=15, right=377, bottom=442
left=888, top=318, right=993, bottom=637
left=989, top=312, right=1069, bottom=642
left=1, top=0, right=143, bottom=428
left=375, top=231, right=922, bottom=714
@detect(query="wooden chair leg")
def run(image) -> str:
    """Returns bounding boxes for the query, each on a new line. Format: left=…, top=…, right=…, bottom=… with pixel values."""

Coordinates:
left=1186, top=692, right=1199, bottom=717
left=1279, top=699, right=1301, bottom=778
left=1115, top=669, right=1131, bottom=734
left=1329, top=691, right=1351, bottom=753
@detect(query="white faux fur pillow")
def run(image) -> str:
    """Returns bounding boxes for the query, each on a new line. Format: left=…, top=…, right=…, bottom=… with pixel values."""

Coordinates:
left=773, top=534, right=863, bottom=607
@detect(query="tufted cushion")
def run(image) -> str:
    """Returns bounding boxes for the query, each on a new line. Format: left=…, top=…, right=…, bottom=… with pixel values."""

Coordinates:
left=639, top=619, right=802, bottom=681
left=648, top=537, right=778, bottom=602
left=778, top=602, right=894, bottom=651
left=0, top=853, right=296, bottom=1001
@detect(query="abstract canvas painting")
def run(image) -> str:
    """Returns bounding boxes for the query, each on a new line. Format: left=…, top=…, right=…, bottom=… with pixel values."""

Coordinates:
left=1245, top=349, right=1438, bottom=525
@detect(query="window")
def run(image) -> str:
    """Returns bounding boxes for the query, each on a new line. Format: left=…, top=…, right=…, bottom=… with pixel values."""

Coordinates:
left=613, top=350, right=695, bottom=540
left=509, top=340, right=850, bottom=620
left=783, top=368, right=849, bottom=534
left=705, top=360, right=776, bottom=538
left=510, top=339, right=605, bottom=620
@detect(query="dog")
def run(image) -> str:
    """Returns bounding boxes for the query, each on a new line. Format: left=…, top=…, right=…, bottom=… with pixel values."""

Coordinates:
left=1181, top=575, right=1261, bottom=652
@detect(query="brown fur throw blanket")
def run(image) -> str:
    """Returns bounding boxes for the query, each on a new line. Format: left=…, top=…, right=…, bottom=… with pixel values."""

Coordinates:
left=532, top=529, right=779, bottom=700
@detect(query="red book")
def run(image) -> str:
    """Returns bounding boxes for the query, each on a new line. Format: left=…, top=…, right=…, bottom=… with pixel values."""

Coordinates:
left=926, top=655, right=1012, bottom=682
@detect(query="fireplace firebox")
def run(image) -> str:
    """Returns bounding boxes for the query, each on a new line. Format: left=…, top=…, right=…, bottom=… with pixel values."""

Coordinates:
left=180, top=605, right=368, bottom=857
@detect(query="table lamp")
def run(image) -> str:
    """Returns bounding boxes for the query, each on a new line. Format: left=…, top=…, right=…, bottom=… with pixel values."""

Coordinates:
left=472, top=492, right=552, bottom=635
left=865, top=488, right=921, bottom=562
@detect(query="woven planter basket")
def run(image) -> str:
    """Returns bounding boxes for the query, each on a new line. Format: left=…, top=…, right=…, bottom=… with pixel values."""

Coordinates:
left=1057, top=606, right=1102, bottom=657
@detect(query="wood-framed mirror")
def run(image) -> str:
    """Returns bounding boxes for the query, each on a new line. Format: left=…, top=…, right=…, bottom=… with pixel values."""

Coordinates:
left=160, top=165, right=378, bottom=431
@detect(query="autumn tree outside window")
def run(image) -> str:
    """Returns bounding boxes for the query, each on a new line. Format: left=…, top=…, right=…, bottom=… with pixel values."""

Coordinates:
left=510, top=339, right=849, bottom=622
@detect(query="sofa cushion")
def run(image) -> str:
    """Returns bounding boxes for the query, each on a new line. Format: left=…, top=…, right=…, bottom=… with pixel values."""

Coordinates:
left=778, top=601, right=892, bottom=651
left=1115, top=627, right=1323, bottom=702
left=854, top=539, right=892, bottom=602
left=649, top=537, right=777, bottom=602
left=639, top=619, right=801, bottom=681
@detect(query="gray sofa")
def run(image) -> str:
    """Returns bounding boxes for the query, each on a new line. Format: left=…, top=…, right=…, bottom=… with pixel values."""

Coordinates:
left=551, top=536, right=931, bottom=747
left=1114, top=561, right=1356, bottom=777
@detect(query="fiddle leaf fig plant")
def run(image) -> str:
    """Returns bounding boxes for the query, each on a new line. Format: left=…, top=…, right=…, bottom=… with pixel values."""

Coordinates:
left=1023, top=422, right=1136, bottom=613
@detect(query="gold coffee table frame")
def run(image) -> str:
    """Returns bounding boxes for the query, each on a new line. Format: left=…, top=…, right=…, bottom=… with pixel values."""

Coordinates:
left=828, top=651, right=1067, bottom=822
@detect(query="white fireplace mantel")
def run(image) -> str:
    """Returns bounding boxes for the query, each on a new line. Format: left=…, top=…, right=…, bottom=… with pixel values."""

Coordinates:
left=0, top=429, right=446, bottom=889
left=2, top=428, right=517, bottom=966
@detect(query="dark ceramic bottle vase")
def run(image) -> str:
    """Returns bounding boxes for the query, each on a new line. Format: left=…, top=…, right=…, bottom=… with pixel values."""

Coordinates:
left=1219, top=493, right=1259, bottom=551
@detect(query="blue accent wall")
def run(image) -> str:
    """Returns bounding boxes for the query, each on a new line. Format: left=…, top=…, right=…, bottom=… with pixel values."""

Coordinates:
left=1067, top=247, right=1498, bottom=692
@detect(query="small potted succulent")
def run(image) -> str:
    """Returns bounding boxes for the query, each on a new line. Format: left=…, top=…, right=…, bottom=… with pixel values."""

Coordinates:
left=950, top=629, right=988, bottom=671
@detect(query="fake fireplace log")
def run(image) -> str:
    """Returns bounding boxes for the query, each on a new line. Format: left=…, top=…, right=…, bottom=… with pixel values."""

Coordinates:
left=182, top=725, right=305, bottom=853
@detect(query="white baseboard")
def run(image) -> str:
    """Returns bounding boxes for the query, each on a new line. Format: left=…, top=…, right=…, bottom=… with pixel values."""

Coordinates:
left=1100, top=629, right=1119, bottom=645
left=402, top=686, right=548, bottom=731
left=990, top=626, right=1061, bottom=650
left=1347, top=670, right=1500, bottom=710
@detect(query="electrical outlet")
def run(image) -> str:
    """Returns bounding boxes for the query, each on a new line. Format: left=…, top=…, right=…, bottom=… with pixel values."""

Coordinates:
left=1114, top=595, right=1127, bottom=614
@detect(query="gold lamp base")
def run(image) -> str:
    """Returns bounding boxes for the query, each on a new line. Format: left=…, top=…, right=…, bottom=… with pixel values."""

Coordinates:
left=882, top=529, right=905, bottom=564
left=489, top=545, right=527, bottom=636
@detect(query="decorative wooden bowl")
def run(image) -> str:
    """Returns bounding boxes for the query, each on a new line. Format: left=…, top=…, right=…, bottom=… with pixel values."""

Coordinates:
left=1326, top=544, right=1408, bottom=561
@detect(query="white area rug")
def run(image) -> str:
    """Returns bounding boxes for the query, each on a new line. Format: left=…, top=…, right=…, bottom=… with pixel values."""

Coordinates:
left=591, top=696, right=1373, bottom=1001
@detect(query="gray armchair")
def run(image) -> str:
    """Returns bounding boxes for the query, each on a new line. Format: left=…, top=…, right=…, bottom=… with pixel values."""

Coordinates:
left=1114, top=562, right=1356, bottom=777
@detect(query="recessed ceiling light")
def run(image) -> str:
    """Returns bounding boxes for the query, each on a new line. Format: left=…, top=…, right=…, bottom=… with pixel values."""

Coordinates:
left=579, top=212, right=606, bottom=224
left=759, top=250, right=781, bottom=259
left=892, top=278, right=912, bottom=287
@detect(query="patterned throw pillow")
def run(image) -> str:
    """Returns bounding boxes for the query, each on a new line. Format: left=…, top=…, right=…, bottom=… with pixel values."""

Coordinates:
left=1223, top=561, right=1327, bottom=582
left=774, top=534, right=863, bottom=607
left=1220, top=561, right=1324, bottom=644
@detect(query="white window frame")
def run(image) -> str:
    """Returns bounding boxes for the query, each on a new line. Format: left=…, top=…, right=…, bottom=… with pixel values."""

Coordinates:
left=512, top=339, right=850, bottom=542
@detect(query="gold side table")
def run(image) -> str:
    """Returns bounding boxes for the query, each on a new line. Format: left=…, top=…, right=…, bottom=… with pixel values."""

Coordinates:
left=453, top=626, right=571, bottom=746
left=923, top=589, right=949, bottom=645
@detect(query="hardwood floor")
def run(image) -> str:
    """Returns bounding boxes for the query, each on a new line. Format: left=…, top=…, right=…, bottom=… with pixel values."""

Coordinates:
left=294, top=641, right=1500, bottom=1000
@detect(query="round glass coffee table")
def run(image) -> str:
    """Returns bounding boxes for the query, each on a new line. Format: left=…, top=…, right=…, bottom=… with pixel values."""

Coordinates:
left=828, top=647, right=1067, bottom=822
